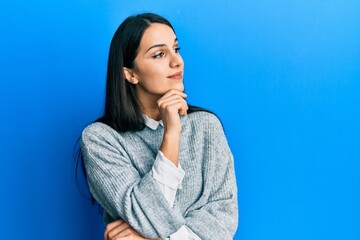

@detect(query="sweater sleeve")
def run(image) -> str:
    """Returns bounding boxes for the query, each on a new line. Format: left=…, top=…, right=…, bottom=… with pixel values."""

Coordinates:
left=80, top=123, right=186, bottom=239
left=184, top=115, right=238, bottom=240
left=151, top=151, right=202, bottom=240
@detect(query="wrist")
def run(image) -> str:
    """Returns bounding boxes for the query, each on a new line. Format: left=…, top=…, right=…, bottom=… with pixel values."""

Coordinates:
left=160, top=132, right=180, bottom=166
left=163, top=128, right=181, bottom=138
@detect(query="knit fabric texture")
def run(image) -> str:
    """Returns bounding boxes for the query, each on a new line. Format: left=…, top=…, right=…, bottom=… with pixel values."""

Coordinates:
left=81, top=111, right=238, bottom=240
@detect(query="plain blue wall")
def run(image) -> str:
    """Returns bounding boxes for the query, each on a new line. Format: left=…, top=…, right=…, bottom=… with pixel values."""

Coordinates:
left=1, top=1, right=359, bottom=239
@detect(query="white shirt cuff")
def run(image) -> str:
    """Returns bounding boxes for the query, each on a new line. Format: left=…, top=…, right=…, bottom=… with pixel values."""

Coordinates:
left=151, top=151, right=185, bottom=190
left=170, top=225, right=202, bottom=240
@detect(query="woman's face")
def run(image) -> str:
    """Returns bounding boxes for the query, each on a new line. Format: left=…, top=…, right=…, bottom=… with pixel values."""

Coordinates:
left=125, top=23, right=184, bottom=100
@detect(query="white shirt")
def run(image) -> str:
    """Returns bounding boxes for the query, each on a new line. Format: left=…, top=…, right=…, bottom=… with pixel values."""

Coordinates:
left=144, top=114, right=201, bottom=240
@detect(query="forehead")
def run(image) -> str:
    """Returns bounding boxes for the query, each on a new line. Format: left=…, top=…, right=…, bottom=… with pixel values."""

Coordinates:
left=138, top=23, right=176, bottom=51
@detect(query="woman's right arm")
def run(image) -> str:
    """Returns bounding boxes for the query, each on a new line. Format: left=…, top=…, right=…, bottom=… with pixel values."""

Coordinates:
left=81, top=124, right=186, bottom=239
left=82, top=90, right=189, bottom=239
left=153, top=90, right=203, bottom=240
left=157, top=89, right=188, bottom=166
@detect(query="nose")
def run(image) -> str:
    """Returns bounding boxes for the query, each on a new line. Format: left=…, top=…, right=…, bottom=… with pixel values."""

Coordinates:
left=169, top=51, right=183, bottom=68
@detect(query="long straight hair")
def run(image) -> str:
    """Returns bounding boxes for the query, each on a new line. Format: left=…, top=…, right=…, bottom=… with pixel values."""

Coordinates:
left=76, top=13, right=212, bottom=204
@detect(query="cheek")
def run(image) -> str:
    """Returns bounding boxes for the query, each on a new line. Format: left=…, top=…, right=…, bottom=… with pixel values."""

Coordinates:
left=137, top=65, right=166, bottom=86
left=136, top=62, right=163, bottom=79
left=135, top=62, right=184, bottom=94
left=143, top=67, right=164, bottom=80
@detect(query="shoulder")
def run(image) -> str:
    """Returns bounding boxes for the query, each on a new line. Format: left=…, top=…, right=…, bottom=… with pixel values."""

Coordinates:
left=186, top=111, right=223, bottom=131
left=82, top=122, right=113, bottom=138
left=80, top=122, right=132, bottom=160
left=81, top=122, right=121, bottom=147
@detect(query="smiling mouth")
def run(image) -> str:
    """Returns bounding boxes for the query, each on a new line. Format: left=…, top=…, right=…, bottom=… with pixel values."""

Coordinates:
left=167, top=71, right=183, bottom=79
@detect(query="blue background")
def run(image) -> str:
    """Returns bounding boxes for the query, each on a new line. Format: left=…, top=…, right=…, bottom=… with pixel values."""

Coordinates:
left=1, top=0, right=359, bottom=239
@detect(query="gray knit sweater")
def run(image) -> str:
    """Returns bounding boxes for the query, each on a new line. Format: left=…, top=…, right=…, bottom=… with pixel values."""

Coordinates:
left=81, top=111, right=238, bottom=240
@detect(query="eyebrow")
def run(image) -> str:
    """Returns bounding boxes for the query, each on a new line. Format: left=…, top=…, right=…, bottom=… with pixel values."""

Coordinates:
left=145, top=38, right=178, bottom=53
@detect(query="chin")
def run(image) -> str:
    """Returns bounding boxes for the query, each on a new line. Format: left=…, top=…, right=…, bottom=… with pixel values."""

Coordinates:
left=157, top=82, right=184, bottom=95
left=173, top=82, right=185, bottom=92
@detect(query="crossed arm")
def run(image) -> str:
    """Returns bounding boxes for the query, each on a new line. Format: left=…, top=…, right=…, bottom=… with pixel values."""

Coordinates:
left=81, top=115, right=238, bottom=240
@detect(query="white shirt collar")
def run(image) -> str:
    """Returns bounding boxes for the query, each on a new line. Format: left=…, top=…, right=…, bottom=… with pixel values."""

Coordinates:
left=142, top=114, right=163, bottom=130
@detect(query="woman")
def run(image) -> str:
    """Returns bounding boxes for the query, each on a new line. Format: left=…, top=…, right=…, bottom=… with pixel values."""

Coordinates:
left=80, top=13, right=238, bottom=240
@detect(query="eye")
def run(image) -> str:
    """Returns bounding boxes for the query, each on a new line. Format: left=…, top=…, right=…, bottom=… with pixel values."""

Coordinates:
left=152, top=52, right=165, bottom=59
left=174, top=47, right=181, bottom=53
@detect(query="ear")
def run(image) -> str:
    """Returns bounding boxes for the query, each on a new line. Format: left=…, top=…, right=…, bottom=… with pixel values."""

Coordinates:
left=123, top=67, right=139, bottom=84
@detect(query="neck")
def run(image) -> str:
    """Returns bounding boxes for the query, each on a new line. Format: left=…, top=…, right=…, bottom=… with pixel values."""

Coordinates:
left=136, top=89, right=162, bottom=121
left=142, top=105, right=161, bottom=121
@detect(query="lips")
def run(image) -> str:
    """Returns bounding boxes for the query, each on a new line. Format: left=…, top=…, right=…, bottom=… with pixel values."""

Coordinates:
left=167, top=71, right=183, bottom=79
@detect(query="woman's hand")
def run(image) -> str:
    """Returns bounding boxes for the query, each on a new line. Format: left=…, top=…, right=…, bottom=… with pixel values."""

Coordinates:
left=157, top=89, right=188, bottom=166
left=157, top=89, right=188, bottom=135
left=104, top=220, right=160, bottom=240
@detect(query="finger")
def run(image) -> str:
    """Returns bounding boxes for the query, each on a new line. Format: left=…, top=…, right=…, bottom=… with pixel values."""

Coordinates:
left=158, top=94, right=188, bottom=108
left=108, top=222, right=132, bottom=239
left=157, top=94, right=186, bottom=107
left=179, top=105, right=188, bottom=116
left=171, top=101, right=188, bottom=116
left=162, top=98, right=188, bottom=116
left=106, top=220, right=124, bottom=230
left=181, top=99, right=188, bottom=115
left=160, top=89, right=187, bottom=99
left=104, top=220, right=124, bottom=240
left=112, top=228, right=136, bottom=238
left=176, top=97, right=188, bottom=116
left=165, top=89, right=187, bottom=97
left=108, top=223, right=131, bottom=239
left=105, top=221, right=130, bottom=240
left=178, top=102, right=188, bottom=116
left=159, top=100, right=184, bottom=114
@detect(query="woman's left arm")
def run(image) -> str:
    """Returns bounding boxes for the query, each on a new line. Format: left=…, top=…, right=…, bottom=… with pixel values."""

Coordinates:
left=183, top=115, right=238, bottom=240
